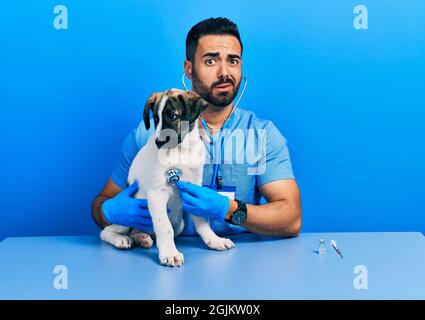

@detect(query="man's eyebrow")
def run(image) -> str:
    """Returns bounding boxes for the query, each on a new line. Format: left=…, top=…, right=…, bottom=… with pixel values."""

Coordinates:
left=228, top=54, right=241, bottom=60
left=202, top=52, right=220, bottom=58
left=201, top=52, right=241, bottom=60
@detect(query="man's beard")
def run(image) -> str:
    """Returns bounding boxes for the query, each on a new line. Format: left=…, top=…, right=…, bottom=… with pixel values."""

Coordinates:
left=191, top=68, right=241, bottom=107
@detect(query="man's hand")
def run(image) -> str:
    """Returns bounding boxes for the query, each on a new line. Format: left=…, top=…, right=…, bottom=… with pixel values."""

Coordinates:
left=101, top=181, right=154, bottom=231
left=175, top=181, right=230, bottom=220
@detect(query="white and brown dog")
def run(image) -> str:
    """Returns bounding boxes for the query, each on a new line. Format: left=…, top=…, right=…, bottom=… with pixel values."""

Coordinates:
left=100, top=89, right=235, bottom=267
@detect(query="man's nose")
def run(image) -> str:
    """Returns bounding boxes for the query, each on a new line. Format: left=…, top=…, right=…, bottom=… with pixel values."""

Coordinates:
left=217, top=62, right=230, bottom=80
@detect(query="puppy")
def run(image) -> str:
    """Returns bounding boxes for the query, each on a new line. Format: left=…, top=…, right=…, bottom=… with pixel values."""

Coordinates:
left=100, top=89, right=235, bottom=267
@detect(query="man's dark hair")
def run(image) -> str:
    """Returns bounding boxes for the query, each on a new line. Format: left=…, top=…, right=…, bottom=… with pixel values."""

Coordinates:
left=185, top=17, right=243, bottom=62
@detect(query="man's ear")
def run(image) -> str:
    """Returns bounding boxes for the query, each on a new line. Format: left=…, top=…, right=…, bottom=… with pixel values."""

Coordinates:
left=184, top=60, right=193, bottom=81
left=143, top=92, right=161, bottom=130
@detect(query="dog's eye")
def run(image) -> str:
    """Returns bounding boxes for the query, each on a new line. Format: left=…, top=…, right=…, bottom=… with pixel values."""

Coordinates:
left=165, top=111, right=177, bottom=121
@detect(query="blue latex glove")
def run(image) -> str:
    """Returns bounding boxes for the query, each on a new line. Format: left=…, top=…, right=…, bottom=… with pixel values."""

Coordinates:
left=101, top=181, right=154, bottom=231
left=175, top=181, right=230, bottom=220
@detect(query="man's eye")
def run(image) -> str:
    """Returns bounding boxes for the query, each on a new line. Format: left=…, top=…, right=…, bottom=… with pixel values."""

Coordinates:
left=205, top=59, right=216, bottom=65
left=229, top=59, right=239, bottom=65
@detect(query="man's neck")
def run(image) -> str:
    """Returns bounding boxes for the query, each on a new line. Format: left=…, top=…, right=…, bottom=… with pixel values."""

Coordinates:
left=198, top=103, right=234, bottom=129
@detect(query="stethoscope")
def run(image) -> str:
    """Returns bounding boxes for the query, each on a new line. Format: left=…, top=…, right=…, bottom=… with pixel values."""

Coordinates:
left=165, top=74, right=248, bottom=187
left=176, top=73, right=248, bottom=189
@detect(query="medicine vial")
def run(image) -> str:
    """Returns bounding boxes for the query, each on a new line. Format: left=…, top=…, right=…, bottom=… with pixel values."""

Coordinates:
left=319, top=238, right=326, bottom=255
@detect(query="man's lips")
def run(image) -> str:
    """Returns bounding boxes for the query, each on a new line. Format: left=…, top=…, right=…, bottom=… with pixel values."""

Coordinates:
left=214, top=83, right=233, bottom=89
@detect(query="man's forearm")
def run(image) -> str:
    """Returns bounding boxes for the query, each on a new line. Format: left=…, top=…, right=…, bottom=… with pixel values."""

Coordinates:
left=91, top=195, right=111, bottom=229
left=226, top=199, right=302, bottom=237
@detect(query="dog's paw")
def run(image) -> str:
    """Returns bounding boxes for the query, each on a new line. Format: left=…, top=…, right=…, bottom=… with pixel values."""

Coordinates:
left=159, top=249, right=184, bottom=267
left=204, top=236, right=235, bottom=251
left=132, top=232, right=154, bottom=249
left=111, top=235, right=133, bottom=249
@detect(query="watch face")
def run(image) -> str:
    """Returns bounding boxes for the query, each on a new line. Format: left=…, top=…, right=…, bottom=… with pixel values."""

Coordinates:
left=231, top=209, right=247, bottom=225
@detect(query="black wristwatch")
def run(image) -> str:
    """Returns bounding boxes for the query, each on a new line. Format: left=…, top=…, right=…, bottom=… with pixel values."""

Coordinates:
left=225, top=199, right=248, bottom=225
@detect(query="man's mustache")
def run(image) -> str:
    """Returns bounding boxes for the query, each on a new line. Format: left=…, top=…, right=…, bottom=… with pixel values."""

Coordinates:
left=211, top=78, right=235, bottom=88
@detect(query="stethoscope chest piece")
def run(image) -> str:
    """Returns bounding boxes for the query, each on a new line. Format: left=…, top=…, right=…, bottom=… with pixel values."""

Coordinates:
left=166, top=168, right=182, bottom=184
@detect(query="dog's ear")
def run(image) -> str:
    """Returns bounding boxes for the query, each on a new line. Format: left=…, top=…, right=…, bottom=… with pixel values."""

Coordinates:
left=185, top=91, right=209, bottom=118
left=193, top=96, right=209, bottom=118
left=143, top=92, right=161, bottom=130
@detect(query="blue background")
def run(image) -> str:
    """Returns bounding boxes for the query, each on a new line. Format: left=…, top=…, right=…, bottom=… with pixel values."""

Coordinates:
left=1, top=0, right=424, bottom=241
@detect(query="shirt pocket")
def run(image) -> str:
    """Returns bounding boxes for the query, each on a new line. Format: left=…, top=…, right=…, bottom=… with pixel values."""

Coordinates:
left=227, top=164, right=257, bottom=203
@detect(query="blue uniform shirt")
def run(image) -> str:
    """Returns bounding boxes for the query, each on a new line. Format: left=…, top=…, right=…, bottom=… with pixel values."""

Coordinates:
left=111, top=107, right=295, bottom=236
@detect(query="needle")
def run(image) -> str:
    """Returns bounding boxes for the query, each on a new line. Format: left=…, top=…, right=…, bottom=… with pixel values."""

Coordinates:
left=331, top=240, right=344, bottom=259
